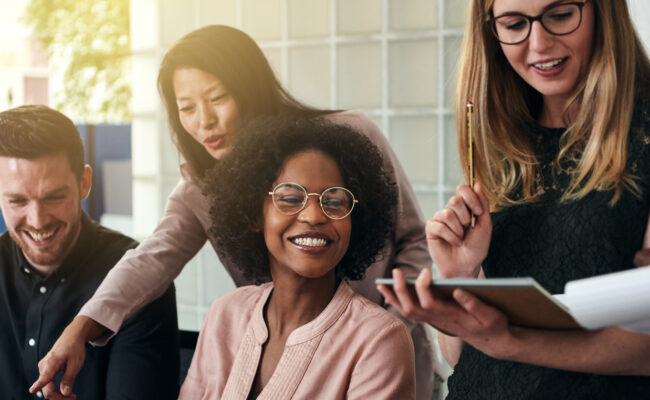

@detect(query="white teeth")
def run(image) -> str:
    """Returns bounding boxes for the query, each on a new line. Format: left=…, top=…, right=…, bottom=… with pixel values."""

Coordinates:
left=534, top=59, right=564, bottom=70
left=292, top=237, right=328, bottom=247
left=27, top=230, right=55, bottom=242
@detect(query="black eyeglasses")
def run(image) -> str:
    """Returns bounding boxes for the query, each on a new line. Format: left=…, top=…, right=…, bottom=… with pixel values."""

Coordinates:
left=489, top=1, right=589, bottom=45
left=268, top=183, right=358, bottom=220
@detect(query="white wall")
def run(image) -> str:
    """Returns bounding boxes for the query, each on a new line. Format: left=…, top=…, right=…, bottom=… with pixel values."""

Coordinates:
left=629, top=0, right=650, bottom=51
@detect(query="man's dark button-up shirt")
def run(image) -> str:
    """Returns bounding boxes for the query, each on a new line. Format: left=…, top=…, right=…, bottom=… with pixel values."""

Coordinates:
left=0, top=214, right=180, bottom=399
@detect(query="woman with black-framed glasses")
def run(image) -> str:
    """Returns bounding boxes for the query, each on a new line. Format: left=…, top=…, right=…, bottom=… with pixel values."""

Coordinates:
left=380, top=0, right=650, bottom=398
left=179, top=116, right=415, bottom=399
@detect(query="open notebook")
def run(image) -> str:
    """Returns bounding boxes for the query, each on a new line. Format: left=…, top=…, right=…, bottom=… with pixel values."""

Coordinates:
left=377, top=267, right=650, bottom=333
left=561, top=267, right=650, bottom=334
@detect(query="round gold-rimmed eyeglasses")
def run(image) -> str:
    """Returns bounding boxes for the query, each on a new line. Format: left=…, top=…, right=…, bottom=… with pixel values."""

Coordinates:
left=267, top=182, right=358, bottom=220
left=489, top=1, right=589, bottom=45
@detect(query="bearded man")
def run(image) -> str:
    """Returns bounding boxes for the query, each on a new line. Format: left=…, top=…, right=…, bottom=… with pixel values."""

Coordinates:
left=0, top=105, right=179, bottom=399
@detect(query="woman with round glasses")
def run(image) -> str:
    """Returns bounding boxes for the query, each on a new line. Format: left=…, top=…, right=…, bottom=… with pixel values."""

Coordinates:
left=380, top=0, right=650, bottom=398
left=180, top=116, right=415, bottom=399
left=31, top=25, right=435, bottom=399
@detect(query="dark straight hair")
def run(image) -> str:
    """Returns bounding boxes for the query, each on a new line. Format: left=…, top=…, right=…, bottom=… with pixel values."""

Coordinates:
left=0, top=105, right=85, bottom=180
left=158, top=25, right=334, bottom=180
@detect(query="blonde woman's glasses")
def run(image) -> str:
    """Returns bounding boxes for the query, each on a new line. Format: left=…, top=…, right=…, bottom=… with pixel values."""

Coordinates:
left=268, top=183, right=358, bottom=220
left=490, top=1, right=588, bottom=45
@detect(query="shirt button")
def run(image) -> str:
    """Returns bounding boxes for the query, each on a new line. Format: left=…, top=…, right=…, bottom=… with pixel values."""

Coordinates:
left=24, top=268, right=31, bottom=274
left=39, top=286, right=47, bottom=294
left=36, top=391, right=43, bottom=398
left=28, top=338, right=36, bottom=347
left=60, top=278, right=66, bottom=283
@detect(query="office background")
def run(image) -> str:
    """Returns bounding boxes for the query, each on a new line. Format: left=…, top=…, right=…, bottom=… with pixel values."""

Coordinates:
left=132, top=0, right=467, bottom=334
left=128, top=0, right=650, bottom=336
left=1, top=2, right=650, bottom=394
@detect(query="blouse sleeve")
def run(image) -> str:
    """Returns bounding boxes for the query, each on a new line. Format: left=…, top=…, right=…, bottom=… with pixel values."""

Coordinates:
left=79, top=176, right=210, bottom=344
left=347, top=319, right=416, bottom=399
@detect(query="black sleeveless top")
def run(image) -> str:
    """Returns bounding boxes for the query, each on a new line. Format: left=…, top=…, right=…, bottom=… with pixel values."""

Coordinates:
left=447, top=96, right=650, bottom=399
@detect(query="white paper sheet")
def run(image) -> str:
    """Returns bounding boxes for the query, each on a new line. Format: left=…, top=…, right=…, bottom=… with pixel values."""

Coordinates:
left=563, top=267, right=650, bottom=334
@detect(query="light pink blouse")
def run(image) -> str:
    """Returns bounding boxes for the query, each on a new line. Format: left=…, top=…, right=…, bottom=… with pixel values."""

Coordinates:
left=179, top=281, right=416, bottom=400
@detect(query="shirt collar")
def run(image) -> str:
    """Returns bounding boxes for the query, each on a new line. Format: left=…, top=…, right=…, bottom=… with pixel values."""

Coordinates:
left=251, top=281, right=355, bottom=346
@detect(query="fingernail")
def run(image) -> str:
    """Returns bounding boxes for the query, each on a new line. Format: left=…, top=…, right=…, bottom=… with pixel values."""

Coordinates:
left=62, top=385, right=71, bottom=395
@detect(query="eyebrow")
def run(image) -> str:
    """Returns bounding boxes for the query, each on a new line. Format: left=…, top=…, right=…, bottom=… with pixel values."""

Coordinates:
left=176, top=83, right=226, bottom=102
left=493, top=0, right=571, bottom=18
left=3, top=186, right=70, bottom=199
left=43, top=187, right=70, bottom=197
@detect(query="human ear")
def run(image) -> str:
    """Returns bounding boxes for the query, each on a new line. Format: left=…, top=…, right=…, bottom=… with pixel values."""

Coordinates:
left=80, top=165, right=93, bottom=200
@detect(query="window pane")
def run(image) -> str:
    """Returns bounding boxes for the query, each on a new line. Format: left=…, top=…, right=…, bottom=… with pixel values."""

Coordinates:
left=389, top=39, right=438, bottom=108
left=444, top=115, right=464, bottom=186
left=390, top=116, right=437, bottom=185
left=200, top=246, right=235, bottom=307
left=199, top=0, right=237, bottom=26
left=337, top=42, right=382, bottom=108
left=160, top=0, right=195, bottom=47
left=132, top=118, right=160, bottom=176
left=389, top=0, right=438, bottom=31
left=444, top=35, right=463, bottom=107
left=132, top=179, right=162, bottom=237
left=177, top=308, right=200, bottom=331
left=289, top=0, right=330, bottom=38
left=444, top=0, right=468, bottom=28
left=288, top=45, right=330, bottom=108
left=337, top=0, right=382, bottom=35
left=416, top=192, right=438, bottom=222
left=243, top=0, right=282, bottom=40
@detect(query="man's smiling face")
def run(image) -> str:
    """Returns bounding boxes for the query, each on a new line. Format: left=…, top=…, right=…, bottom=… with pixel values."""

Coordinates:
left=0, top=154, right=91, bottom=274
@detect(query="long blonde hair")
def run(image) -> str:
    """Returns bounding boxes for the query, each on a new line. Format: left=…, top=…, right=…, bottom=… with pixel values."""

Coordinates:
left=456, top=0, right=650, bottom=209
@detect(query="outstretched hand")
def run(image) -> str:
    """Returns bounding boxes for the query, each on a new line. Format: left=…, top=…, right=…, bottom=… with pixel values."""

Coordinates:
left=30, top=316, right=105, bottom=399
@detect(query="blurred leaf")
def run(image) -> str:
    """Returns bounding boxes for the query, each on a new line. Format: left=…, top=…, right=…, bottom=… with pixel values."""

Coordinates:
left=23, top=0, right=131, bottom=122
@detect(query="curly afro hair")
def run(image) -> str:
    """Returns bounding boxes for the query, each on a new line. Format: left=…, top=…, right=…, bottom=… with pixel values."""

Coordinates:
left=203, top=115, right=397, bottom=283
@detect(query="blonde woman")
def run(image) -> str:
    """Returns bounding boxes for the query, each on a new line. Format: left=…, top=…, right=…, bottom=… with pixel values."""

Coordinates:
left=380, top=0, right=650, bottom=398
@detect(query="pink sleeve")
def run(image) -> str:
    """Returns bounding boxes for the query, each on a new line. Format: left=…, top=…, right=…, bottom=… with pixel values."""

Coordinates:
left=79, top=177, right=210, bottom=344
left=347, top=320, right=416, bottom=399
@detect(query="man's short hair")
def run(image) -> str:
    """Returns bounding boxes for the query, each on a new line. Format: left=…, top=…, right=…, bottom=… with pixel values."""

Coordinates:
left=0, top=105, right=85, bottom=180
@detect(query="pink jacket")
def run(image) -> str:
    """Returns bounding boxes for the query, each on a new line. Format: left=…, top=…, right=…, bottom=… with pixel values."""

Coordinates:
left=179, top=282, right=416, bottom=400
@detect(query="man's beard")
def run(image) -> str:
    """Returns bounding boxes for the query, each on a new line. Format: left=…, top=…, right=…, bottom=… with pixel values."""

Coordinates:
left=9, top=216, right=81, bottom=270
